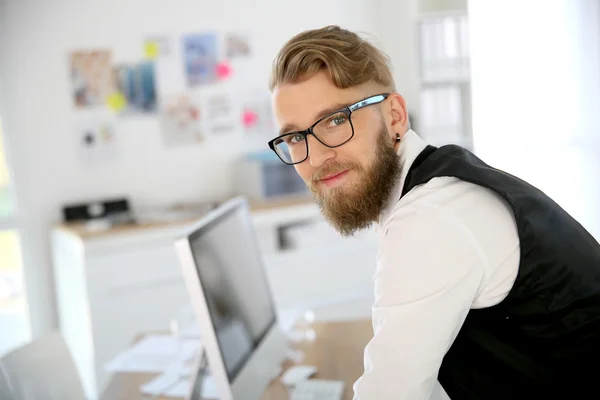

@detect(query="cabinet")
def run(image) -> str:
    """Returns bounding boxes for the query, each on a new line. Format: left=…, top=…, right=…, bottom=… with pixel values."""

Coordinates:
left=51, top=198, right=377, bottom=399
left=416, top=11, right=473, bottom=149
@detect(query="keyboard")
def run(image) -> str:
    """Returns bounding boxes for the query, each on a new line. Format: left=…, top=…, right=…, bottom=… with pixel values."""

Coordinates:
left=289, top=379, right=345, bottom=400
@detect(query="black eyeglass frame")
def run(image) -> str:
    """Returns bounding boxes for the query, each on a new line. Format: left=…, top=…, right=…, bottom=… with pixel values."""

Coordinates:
left=268, top=93, right=390, bottom=165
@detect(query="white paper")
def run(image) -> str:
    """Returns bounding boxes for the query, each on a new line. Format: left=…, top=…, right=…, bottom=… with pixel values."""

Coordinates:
left=105, top=351, right=176, bottom=373
left=139, top=371, right=181, bottom=396
left=105, top=335, right=201, bottom=373
left=162, top=375, right=219, bottom=398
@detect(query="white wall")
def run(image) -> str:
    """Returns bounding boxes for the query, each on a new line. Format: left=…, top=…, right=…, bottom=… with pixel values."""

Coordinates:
left=420, top=0, right=467, bottom=14
left=469, top=0, right=600, bottom=238
left=0, top=0, right=414, bottom=337
left=378, top=0, right=421, bottom=125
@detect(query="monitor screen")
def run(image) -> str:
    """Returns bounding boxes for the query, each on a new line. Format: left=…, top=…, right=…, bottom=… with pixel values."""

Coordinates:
left=188, top=204, right=276, bottom=382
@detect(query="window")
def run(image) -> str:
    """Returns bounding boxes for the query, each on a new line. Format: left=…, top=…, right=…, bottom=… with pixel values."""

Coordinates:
left=0, top=116, right=30, bottom=355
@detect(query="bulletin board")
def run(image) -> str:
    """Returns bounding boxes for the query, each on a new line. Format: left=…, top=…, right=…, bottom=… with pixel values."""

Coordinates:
left=69, top=31, right=274, bottom=161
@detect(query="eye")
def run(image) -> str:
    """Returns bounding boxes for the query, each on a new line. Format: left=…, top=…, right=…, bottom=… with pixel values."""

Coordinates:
left=285, top=133, right=305, bottom=145
left=327, top=114, right=347, bottom=128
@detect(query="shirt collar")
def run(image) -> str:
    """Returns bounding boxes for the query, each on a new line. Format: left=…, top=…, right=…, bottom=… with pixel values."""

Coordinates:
left=378, top=129, right=428, bottom=225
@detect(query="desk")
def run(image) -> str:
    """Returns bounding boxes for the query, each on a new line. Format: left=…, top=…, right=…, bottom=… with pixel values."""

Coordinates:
left=53, top=196, right=376, bottom=398
left=101, top=319, right=372, bottom=400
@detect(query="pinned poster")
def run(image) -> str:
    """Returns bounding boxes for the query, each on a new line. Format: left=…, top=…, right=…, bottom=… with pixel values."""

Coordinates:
left=203, top=90, right=240, bottom=137
left=70, top=50, right=115, bottom=108
left=224, top=31, right=252, bottom=85
left=225, top=32, right=251, bottom=59
left=159, top=94, right=204, bottom=147
left=153, top=36, right=186, bottom=95
left=112, top=62, right=157, bottom=115
left=183, top=33, right=218, bottom=86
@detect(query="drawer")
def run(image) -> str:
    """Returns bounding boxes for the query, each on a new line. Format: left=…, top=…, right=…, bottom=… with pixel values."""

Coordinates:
left=86, top=243, right=183, bottom=294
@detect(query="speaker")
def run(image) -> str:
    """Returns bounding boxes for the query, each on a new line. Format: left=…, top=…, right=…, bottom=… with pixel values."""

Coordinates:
left=62, top=197, right=133, bottom=223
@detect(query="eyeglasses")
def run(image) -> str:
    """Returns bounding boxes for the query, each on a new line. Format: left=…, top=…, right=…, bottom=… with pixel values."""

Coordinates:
left=268, top=93, right=389, bottom=165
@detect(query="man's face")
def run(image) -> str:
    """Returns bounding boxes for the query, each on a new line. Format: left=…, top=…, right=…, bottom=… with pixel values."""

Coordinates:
left=272, top=71, right=406, bottom=236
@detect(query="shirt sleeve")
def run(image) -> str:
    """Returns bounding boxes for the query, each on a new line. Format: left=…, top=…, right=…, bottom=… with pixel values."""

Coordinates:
left=352, top=203, right=487, bottom=400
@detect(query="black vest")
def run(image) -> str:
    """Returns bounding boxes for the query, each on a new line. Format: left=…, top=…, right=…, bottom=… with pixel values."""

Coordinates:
left=401, top=145, right=600, bottom=400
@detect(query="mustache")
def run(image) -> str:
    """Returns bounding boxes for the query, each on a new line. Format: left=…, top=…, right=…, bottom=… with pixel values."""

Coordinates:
left=311, top=162, right=360, bottom=182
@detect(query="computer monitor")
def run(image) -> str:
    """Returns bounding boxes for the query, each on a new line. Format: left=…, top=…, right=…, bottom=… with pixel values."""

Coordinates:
left=175, top=196, right=289, bottom=400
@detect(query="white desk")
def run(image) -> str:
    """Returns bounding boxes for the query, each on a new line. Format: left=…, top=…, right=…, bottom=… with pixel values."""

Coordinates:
left=51, top=198, right=378, bottom=399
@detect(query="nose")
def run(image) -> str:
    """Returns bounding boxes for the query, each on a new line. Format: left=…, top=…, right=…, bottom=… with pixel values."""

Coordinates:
left=307, top=134, right=335, bottom=167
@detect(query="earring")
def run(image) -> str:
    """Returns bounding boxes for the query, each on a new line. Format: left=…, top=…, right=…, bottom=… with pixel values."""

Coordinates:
left=395, top=133, right=401, bottom=142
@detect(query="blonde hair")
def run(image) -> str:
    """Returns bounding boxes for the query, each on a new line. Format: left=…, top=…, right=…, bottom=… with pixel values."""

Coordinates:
left=269, top=25, right=395, bottom=92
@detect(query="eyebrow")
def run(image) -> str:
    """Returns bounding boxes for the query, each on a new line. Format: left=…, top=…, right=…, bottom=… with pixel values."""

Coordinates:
left=277, top=101, right=351, bottom=136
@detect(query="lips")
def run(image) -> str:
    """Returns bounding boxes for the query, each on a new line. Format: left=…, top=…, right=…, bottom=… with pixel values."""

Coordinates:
left=320, top=170, right=348, bottom=181
left=317, top=169, right=350, bottom=188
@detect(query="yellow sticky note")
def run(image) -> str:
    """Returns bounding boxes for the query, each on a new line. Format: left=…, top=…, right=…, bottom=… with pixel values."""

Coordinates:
left=107, top=92, right=127, bottom=112
left=145, top=41, right=159, bottom=59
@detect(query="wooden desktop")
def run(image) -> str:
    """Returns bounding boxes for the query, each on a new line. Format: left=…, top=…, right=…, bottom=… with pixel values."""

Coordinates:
left=100, top=319, right=373, bottom=400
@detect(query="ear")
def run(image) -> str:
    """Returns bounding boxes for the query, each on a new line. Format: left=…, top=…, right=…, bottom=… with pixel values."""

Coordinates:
left=387, top=93, right=409, bottom=137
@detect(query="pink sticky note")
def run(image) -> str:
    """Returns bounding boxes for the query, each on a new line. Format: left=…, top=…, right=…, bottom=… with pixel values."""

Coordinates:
left=216, top=61, right=233, bottom=80
left=242, top=110, right=258, bottom=127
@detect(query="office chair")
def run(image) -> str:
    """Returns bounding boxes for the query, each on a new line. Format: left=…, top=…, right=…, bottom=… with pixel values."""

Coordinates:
left=0, top=331, right=86, bottom=400
left=0, top=361, right=17, bottom=400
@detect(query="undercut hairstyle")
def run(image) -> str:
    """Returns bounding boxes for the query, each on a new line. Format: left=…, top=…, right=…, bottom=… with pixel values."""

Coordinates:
left=269, top=25, right=395, bottom=92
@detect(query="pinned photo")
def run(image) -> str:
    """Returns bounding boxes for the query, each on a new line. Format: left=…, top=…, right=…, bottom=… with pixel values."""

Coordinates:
left=225, top=32, right=251, bottom=59
left=112, top=61, right=157, bottom=115
left=205, top=92, right=239, bottom=136
left=160, top=94, right=204, bottom=147
left=183, top=33, right=218, bottom=86
left=70, top=50, right=114, bottom=108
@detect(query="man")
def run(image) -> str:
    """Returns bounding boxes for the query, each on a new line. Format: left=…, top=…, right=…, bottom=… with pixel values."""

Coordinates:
left=267, top=25, right=600, bottom=399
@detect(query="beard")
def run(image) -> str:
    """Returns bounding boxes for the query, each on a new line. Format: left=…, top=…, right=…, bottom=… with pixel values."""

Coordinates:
left=309, top=125, right=402, bottom=237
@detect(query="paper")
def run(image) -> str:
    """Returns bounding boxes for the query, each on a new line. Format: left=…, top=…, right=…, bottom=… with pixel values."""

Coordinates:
left=105, top=335, right=201, bottom=373
left=70, top=50, right=114, bottom=108
left=159, top=93, right=204, bottom=147
left=203, top=91, right=239, bottom=136
left=140, top=374, right=218, bottom=399
left=105, top=351, right=177, bottom=373
left=113, top=61, right=157, bottom=115
left=154, top=36, right=186, bottom=94
left=225, top=32, right=251, bottom=59
left=183, top=33, right=218, bottom=86
left=164, top=375, right=218, bottom=399
left=140, top=371, right=180, bottom=395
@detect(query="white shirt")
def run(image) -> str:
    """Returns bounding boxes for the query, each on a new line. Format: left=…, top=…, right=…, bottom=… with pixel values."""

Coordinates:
left=352, top=131, right=520, bottom=400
